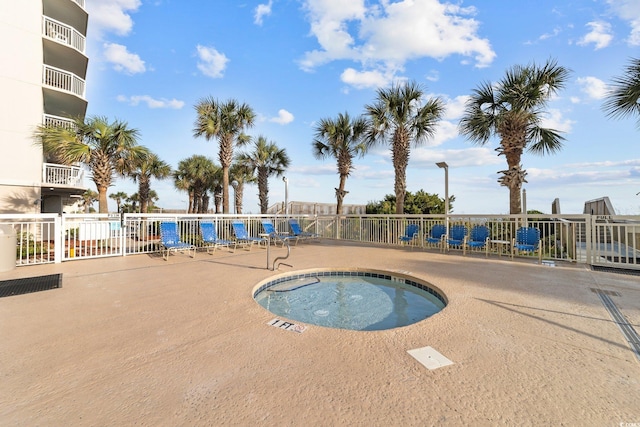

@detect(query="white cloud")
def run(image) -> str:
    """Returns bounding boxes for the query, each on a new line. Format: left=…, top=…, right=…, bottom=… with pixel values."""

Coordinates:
left=116, top=95, right=184, bottom=109
left=340, top=68, right=395, bottom=89
left=269, top=109, right=295, bottom=125
left=442, top=95, right=469, bottom=120
left=576, top=76, right=608, bottom=100
left=541, top=109, right=575, bottom=133
left=538, top=27, right=561, bottom=41
left=606, top=0, right=640, bottom=46
left=425, top=70, right=439, bottom=82
left=86, top=0, right=141, bottom=38
left=299, top=0, right=496, bottom=87
left=254, top=0, right=273, bottom=25
left=577, top=21, right=613, bottom=50
left=103, top=43, right=146, bottom=74
left=196, top=45, right=229, bottom=78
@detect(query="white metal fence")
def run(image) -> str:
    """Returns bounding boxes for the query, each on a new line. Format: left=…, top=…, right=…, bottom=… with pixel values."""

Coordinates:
left=0, top=213, right=638, bottom=271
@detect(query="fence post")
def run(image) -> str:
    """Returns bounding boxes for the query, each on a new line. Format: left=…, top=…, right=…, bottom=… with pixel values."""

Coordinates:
left=54, top=215, right=63, bottom=263
left=586, top=214, right=593, bottom=265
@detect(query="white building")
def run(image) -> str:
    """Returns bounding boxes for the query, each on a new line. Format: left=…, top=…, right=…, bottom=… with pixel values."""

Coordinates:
left=0, top=0, right=88, bottom=214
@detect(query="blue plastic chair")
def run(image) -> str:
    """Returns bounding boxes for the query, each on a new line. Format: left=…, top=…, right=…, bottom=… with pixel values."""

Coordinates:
left=288, top=218, right=318, bottom=240
left=464, top=225, right=490, bottom=256
left=446, top=224, right=468, bottom=251
left=399, top=224, right=420, bottom=248
left=512, top=226, right=542, bottom=263
left=159, top=222, right=196, bottom=260
left=200, top=222, right=235, bottom=253
left=426, top=224, right=447, bottom=251
left=231, top=220, right=266, bottom=250
left=261, top=220, right=298, bottom=246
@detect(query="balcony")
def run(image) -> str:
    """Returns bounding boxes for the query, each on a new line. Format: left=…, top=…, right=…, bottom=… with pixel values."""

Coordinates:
left=43, top=65, right=85, bottom=99
left=43, top=16, right=86, bottom=53
left=43, top=163, right=84, bottom=188
left=43, top=114, right=76, bottom=129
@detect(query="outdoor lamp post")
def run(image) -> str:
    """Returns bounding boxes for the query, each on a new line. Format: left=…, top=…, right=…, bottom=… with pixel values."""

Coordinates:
left=436, top=162, right=449, bottom=231
left=282, top=176, right=288, bottom=215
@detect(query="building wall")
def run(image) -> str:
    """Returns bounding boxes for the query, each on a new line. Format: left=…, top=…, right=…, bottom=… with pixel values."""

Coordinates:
left=0, top=1, right=88, bottom=214
left=0, top=2, right=45, bottom=213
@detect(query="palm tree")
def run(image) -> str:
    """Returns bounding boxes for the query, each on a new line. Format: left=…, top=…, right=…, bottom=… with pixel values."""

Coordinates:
left=109, top=191, right=128, bottom=213
left=237, top=136, right=290, bottom=214
left=81, top=189, right=98, bottom=213
left=146, top=190, right=160, bottom=212
left=364, top=81, right=444, bottom=214
left=313, top=112, right=368, bottom=214
left=230, top=161, right=256, bottom=214
left=127, top=193, right=139, bottom=213
left=459, top=59, right=571, bottom=214
left=193, top=97, right=255, bottom=213
left=130, top=152, right=172, bottom=214
left=206, top=166, right=223, bottom=213
left=603, top=57, right=640, bottom=128
left=35, top=116, right=148, bottom=213
left=173, top=155, right=219, bottom=214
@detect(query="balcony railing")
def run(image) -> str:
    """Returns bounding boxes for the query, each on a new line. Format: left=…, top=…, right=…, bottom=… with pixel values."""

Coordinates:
left=43, top=65, right=85, bottom=99
left=43, top=163, right=84, bottom=187
left=43, top=114, right=76, bottom=129
left=43, top=16, right=85, bottom=53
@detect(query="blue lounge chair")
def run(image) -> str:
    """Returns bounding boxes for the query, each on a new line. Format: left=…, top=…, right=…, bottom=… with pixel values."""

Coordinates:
left=288, top=218, right=318, bottom=240
left=399, top=223, right=420, bottom=248
left=200, top=222, right=235, bottom=253
left=464, top=225, right=490, bottom=256
left=159, top=222, right=196, bottom=260
left=512, top=226, right=542, bottom=263
left=231, top=220, right=266, bottom=250
left=426, top=224, right=446, bottom=251
left=446, top=224, right=467, bottom=251
left=261, top=220, right=298, bottom=246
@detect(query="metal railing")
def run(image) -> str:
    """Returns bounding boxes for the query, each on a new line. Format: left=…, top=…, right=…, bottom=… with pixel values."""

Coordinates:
left=0, top=213, right=637, bottom=271
left=43, top=114, right=76, bottom=129
left=42, top=163, right=84, bottom=187
left=43, top=16, right=86, bottom=53
left=313, top=214, right=589, bottom=260
left=43, top=65, right=85, bottom=99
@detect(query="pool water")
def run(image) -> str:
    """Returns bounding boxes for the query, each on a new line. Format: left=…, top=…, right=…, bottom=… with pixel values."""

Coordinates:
left=254, top=274, right=445, bottom=331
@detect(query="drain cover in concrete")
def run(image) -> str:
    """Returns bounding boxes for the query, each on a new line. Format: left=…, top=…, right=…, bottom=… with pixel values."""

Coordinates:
left=0, top=273, right=62, bottom=298
left=408, top=346, right=454, bottom=370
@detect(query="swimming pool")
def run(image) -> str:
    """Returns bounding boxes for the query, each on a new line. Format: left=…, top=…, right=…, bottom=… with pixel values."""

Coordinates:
left=253, top=269, right=447, bottom=331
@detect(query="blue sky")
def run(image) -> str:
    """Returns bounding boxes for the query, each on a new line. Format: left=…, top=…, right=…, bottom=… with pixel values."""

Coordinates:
left=84, top=0, right=640, bottom=215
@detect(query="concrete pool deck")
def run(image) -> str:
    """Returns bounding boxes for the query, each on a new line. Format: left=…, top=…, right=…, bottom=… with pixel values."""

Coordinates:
left=1, top=240, right=639, bottom=425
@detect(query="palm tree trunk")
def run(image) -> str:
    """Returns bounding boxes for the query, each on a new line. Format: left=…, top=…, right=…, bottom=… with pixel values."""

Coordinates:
left=392, top=132, right=410, bottom=214
left=97, top=185, right=109, bottom=213
left=258, top=168, right=269, bottom=214
left=335, top=174, right=348, bottom=214
left=139, top=177, right=150, bottom=214
left=503, top=148, right=524, bottom=215
left=221, top=165, right=230, bottom=213
left=235, top=184, right=244, bottom=214
left=509, top=183, right=522, bottom=215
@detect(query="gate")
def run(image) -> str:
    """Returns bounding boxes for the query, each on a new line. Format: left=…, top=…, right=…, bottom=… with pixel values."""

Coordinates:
left=61, top=214, right=125, bottom=260
left=589, top=215, right=640, bottom=271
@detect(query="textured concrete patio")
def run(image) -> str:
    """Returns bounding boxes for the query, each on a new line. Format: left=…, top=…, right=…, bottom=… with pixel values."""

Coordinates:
left=1, top=240, right=639, bottom=426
